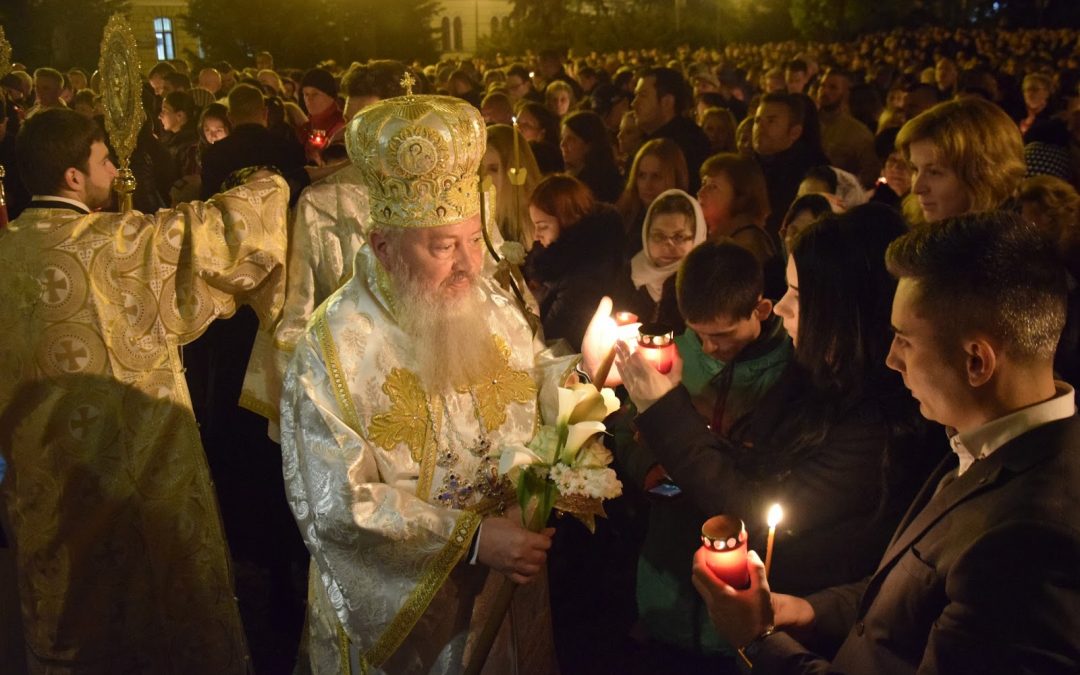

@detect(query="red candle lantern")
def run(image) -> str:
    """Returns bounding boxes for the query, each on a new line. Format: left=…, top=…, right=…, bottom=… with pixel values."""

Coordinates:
left=700, top=515, right=750, bottom=589
left=308, top=129, right=328, bottom=149
left=637, top=324, right=675, bottom=374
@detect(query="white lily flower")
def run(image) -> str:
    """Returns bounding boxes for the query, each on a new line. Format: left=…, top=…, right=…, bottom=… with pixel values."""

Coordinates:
left=498, top=443, right=544, bottom=475
left=559, top=421, right=606, bottom=464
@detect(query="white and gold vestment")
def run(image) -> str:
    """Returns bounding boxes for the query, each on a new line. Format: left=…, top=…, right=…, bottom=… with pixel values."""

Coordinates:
left=281, top=245, right=573, bottom=674
left=242, top=165, right=369, bottom=426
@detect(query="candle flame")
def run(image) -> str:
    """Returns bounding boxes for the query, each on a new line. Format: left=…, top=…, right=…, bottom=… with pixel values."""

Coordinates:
left=512, top=115, right=518, bottom=126
left=767, top=503, right=783, bottom=528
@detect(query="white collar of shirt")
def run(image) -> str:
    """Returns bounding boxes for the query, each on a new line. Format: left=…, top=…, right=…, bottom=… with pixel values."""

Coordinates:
left=30, top=195, right=92, bottom=213
left=949, top=381, right=1076, bottom=476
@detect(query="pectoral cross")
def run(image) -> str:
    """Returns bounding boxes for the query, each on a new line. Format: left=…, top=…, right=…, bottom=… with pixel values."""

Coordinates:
left=401, top=71, right=416, bottom=97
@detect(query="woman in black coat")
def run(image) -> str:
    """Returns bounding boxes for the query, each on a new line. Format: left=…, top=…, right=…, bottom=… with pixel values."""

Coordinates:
left=525, top=174, right=624, bottom=351
left=617, top=203, right=944, bottom=597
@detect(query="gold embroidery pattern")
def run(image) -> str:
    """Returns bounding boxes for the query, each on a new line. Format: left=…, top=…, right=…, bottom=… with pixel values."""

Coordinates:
left=463, top=335, right=537, bottom=433
left=369, top=368, right=431, bottom=462
left=363, top=510, right=482, bottom=670
left=314, top=305, right=363, bottom=434
left=415, top=394, right=443, bottom=501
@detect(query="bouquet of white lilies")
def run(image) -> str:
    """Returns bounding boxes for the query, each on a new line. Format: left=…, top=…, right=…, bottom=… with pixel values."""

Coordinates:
left=496, top=382, right=623, bottom=532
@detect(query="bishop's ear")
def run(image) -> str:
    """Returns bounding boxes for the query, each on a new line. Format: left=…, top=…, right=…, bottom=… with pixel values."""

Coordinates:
left=368, top=229, right=393, bottom=269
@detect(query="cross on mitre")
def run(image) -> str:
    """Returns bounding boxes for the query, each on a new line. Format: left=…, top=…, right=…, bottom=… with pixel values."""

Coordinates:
left=401, top=71, right=416, bottom=97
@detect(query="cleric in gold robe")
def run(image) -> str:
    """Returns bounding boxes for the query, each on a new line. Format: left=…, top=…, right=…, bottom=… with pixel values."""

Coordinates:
left=0, top=108, right=288, bottom=673
left=280, top=90, right=571, bottom=674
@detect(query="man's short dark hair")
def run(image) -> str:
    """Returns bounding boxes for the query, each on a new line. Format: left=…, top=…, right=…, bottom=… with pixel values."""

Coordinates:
left=759, top=91, right=807, bottom=127
left=16, top=108, right=105, bottom=195
left=342, top=60, right=407, bottom=99
left=677, top=240, right=763, bottom=322
left=642, top=66, right=692, bottom=116
left=506, top=64, right=530, bottom=83
left=785, top=59, right=808, bottom=75
left=164, top=72, right=191, bottom=91
left=33, top=67, right=63, bottom=86
left=227, top=84, right=265, bottom=121
left=886, top=211, right=1067, bottom=362
left=149, top=61, right=176, bottom=79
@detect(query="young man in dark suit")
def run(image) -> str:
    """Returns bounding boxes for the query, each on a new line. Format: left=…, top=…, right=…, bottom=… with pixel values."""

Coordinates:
left=692, top=210, right=1080, bottom=674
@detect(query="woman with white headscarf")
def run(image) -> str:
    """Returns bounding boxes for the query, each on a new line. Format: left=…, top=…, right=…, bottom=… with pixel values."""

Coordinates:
left=612, top=188, right=707, bottom=333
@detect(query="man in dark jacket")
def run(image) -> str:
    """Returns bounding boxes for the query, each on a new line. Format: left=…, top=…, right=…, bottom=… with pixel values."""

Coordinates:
left=633, top=67, right=710, bottom=191
left=693, top=211, right=1080, bottom=674
left=200, top=83, right=308, bottom=204
left=753, top=92, right=828, bottom=236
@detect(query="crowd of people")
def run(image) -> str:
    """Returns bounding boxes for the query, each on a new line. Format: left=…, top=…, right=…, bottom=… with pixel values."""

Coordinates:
left=1, top=23, right=1080, bottom=675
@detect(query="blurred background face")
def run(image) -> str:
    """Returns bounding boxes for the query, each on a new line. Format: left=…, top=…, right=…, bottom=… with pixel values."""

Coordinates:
left=697, top=172, right=734, bottom=233
left=202, top=118, right=228, bottom=144
left=560, top=126, right=587, bottom=170
left=753, top=102, right=798, bottom=156
left=773, top=256, right=800, bottom=346
left=618, top=112, right=643, bottom=159
left=635, top=155, right=669, bottom=207
left=1023, top=79, right=1050, bottom=112
left=548, top=89, right=572, bottom=116
left=303, top=86, right=336, bottom=117
left=529, top=205, right=561, bottom=247
left=516, top=110, right=543, bottom=142
left=883, top=151, right=912, bottom=196
left=159, top=102, right=184, bottom=133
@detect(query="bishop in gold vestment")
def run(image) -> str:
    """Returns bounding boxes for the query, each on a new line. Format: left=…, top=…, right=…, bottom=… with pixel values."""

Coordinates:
left=0, top=166, right=288, bottom=672
left=281, top=91, right=569, bottom=674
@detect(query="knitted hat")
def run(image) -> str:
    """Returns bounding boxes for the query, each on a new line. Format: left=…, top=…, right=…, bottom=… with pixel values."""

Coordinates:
left=300, top=68, right=338, bottom=98
left=1025, top=141, right=1073, bottom=183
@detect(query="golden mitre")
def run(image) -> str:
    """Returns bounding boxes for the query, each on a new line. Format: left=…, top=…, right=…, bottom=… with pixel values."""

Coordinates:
left=345, top=86, right=486, bottom=230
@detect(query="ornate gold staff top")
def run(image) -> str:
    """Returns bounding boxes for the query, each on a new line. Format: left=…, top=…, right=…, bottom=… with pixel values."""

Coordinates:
left=0, top=25, right=12, bottom=226
left=98, top=15, right=145, bottom=212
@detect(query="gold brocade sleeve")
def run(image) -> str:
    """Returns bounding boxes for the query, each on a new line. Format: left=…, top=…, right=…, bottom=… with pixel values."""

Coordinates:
left=241, top=169, right=367, bottom=425
left=164, top=176, right=289, bottom=343
left=280, top=326, right=481, bottom=669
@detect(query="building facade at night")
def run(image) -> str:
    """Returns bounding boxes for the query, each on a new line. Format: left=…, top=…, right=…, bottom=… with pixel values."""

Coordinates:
left=125, top=0, right=513, bottom=70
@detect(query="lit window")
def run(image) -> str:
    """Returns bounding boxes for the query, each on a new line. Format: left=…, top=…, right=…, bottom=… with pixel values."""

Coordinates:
left=154, top=17, right=175, bottom=60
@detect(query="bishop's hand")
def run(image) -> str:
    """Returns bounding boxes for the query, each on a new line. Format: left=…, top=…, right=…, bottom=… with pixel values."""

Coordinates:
left=477, top=514, right=554, bottom=585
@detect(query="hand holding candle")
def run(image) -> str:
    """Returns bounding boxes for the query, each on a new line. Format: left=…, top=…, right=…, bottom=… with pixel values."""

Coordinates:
left=637, top=324, right=676, bottom=374
left=581, top=297, right=641, bottom=387
left=765, top=503, right=783, bottom=577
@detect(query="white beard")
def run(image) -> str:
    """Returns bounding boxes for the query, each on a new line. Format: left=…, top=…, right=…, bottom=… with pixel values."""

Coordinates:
left=391, top=267, right=501, bottom=395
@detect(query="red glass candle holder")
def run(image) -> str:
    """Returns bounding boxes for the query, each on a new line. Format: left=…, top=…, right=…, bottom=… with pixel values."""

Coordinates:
left=637, top=324, right=675, bottom=374
left=700, top=515, right=750, bottom=589
left=308, top=129, right=328, bottom=149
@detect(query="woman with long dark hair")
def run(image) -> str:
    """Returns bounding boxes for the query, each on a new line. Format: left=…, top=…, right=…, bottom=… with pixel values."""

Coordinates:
left=560, top=110, right=623, bottom=203
left=617, top=202, right=941, bottom=598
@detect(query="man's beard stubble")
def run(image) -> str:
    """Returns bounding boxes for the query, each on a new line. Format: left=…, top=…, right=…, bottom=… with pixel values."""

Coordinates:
left=390, top=262, right=501, bottom=395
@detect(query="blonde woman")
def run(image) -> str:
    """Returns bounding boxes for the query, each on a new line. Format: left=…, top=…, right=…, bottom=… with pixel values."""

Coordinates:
left=481, top=123, right=542, bottom=249
left=897, top=97, right=1025, bottom=225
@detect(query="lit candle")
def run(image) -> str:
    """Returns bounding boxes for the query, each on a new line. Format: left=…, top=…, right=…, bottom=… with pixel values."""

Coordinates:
left=637, top=325, right=675, bottom=374
left=511, top=115, right=521, bottom=174
left=592, top=311, right=639, bottom=386
left=765, top=503, right=783, bottom=577
left=309, top=129, right=327, bottom=149
left=700, top=515, right=750, bottom=589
